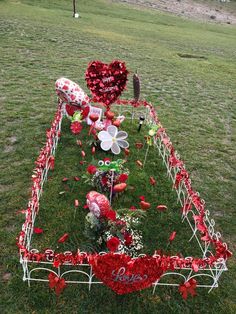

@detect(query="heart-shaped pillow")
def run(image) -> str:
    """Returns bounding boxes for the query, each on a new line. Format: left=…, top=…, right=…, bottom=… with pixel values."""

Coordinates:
left=85, top=60, right=128, bottom=107
left=89, top=253, right=164, bottom=295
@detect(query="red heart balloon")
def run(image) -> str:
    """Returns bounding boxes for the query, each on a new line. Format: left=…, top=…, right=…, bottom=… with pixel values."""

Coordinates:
left=85, top=60, right=128, bottom=107
left=89, top=253, right=164, bottom=295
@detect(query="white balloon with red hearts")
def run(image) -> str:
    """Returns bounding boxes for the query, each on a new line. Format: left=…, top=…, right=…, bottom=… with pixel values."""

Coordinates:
left=86, top=191, right=111, bottom=218
left=55, top=77, right=90, bottom=107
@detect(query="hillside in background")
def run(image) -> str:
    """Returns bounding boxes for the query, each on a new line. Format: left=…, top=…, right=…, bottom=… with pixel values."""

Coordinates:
left=0, top=0, right=235, bottom=313
left=113, top=0, right=236, bottom=24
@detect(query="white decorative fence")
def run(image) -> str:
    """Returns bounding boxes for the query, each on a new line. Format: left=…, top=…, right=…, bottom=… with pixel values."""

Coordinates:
left=18, top=100, right=230, bottom=293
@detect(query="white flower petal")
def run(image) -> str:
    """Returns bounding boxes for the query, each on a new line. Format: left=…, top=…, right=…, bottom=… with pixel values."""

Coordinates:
left=101, top=140, right=113, bottom=151
left=107, top=125, right=118, bottom=138
left=117, top=140, right=129, bottom=148
left=98, top=130, right=112, bottom=141
left=111, top=142, right=121, bottom=155
left=116, top=131, right=128, bottom=140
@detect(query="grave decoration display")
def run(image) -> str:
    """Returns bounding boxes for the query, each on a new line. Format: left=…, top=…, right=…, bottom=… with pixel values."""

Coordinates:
left=17, top=60, right=232, bottom=297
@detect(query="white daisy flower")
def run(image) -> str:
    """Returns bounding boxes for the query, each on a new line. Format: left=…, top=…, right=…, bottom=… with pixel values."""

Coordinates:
left=98, top=125, right=129, bottom=155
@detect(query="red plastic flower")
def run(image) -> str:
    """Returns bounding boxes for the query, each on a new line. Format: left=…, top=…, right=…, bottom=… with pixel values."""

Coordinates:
left=139, top=196, right=145, bottom=201
left=70, top=121, right=82, bottom=135
left=129, top=206, right=137, bottom=211
left=107, top=237, right=120, bottom=252
left=104, top=210, right=116, bottom=221
left=101, top=176, right=108, bottom=186
left=118, top=173, right=128, bottom=183
left=124, top=233, right=133, bottom=246
left=87, top=165, right=97, bottom=174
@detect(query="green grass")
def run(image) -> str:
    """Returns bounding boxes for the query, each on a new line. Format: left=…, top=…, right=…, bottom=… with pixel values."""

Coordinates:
left=0, top=0, right=236, bottom=313
left=31, top=118, right=200, bottom=258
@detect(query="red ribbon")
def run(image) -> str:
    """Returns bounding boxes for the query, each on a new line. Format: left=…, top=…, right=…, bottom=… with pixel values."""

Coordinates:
left=179, top=279, right=197, bottom=300
left=48, top=273, right=66, bottom=296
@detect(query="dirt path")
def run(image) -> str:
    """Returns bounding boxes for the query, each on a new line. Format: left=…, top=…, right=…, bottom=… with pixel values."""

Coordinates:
left=113, top=0, right=236, bottom=24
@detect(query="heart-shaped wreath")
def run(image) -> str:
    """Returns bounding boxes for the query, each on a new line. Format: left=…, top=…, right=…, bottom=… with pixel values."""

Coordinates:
left=89, top=253, right=164, bottom=295
left=85, top=60, right=128, bottom=108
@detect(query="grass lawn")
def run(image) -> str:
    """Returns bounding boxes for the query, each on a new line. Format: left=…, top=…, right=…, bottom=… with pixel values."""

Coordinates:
left=0, top=0, right=235, bottom=313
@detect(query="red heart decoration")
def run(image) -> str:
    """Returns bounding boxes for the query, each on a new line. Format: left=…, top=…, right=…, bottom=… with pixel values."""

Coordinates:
left=85, top=60, right=128, bottom=107
left=89, top=253, right=164, bottom=295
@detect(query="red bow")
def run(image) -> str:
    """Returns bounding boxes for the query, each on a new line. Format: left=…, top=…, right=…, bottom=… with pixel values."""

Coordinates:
left=179, top=279, right=197, bottom=300
left=48, top=273, right=66, bottom=296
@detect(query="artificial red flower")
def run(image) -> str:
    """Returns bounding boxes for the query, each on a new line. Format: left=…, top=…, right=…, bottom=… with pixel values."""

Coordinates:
left=139, top=196, right=146, bottom=201
left=107, top=237, right=120, bottom=252
left=179, top=279, right=197, bottom=300
left=101, top=176, right=108, bottom=186
left=58, top=233, right=69, bottom=243
left=62, top=177, right=69, bottom=182
left=115, top=219, right=126, bottom=227
left=104, top=210, right=116, bottom=221
left=118, top=173, right=128, bottom=183
left=129, top=206, right=137, bottom=211
left=81, top=150, right=86, bottom=158
left=34, top=227, right=43, bottom=234
left=48, top=273, right=67, bottom=296
left=74, top=176, right=80, bottom=181
left=87, top=165, right=97, bottom=174
left=53, top=260, right=61, bottom=268
left=169, top=231, right=177, bottom=242
left=70, top=121, right=82, bottom=135
left=124, top=233, right=133, bottom=246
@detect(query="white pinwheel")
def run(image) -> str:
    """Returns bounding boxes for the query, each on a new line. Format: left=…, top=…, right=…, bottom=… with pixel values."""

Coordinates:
left=98, top=125, right=129, bottom=155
